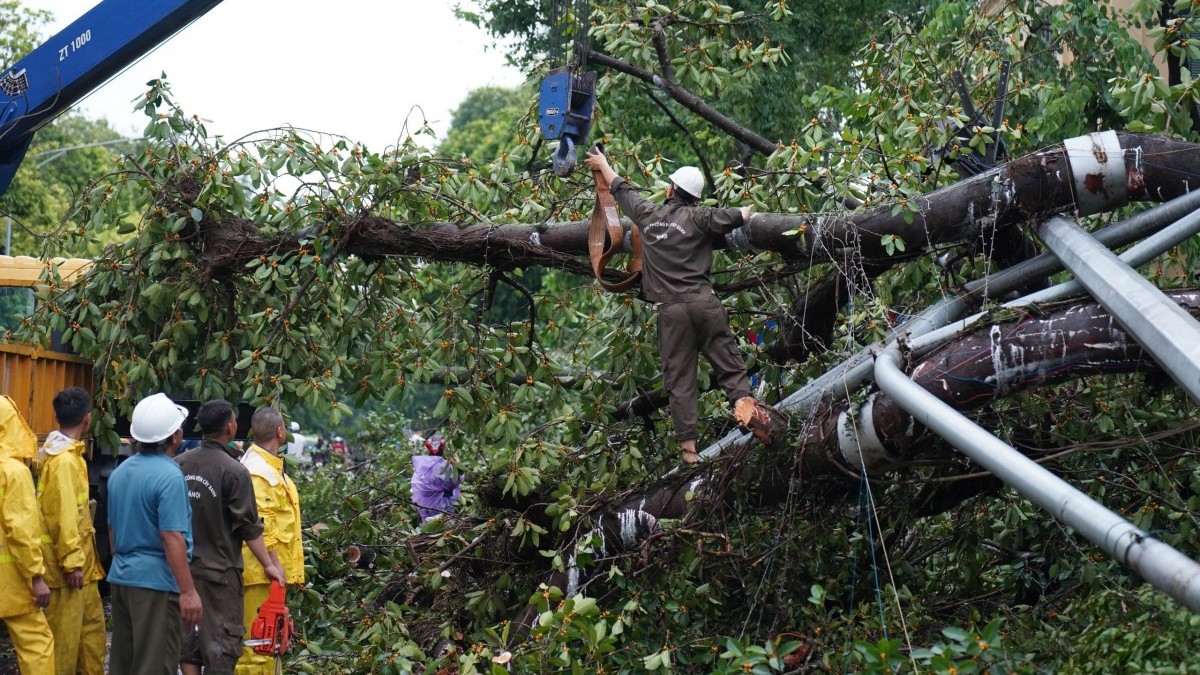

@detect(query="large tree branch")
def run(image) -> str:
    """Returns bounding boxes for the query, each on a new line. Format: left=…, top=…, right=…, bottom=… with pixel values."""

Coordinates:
left=185, top=133, right=1200, bottom=372
left=190, top=133, right=1200, bottom=283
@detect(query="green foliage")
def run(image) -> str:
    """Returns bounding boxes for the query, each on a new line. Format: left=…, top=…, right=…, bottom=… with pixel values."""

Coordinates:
left=0, top=3, right=138, bottom=257
left=440, top=85, right=532, bottom=163
left=14, top=0, right=1200, bottom=671
left=1038, top=585, right=1200, bottom=673
left=4, top=112, right=142, bottom=256
left=0, top=0, right=48, bottom=65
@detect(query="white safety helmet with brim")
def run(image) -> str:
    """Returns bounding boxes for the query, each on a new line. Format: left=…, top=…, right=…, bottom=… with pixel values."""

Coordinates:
left=130, top=392, right=189, bottom=443
left=668, top=166, right=704, bottom=200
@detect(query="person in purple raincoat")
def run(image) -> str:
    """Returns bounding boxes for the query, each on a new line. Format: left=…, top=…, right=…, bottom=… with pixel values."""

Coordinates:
left=410, top=434, right=461, bottom=523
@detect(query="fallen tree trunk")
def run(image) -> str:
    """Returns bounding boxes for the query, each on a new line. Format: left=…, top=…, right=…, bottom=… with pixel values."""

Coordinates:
left=187, top=133, right=1200, bottom=360
left=511, top=289, right=1200, bottom=637
left=183, top=133, right=1195, bottom=271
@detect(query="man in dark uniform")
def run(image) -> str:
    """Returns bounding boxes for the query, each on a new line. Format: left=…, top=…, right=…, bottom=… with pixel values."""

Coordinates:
left=176, top=400, right=284, bottom=674
left=584, top=149, right=769, bottom=464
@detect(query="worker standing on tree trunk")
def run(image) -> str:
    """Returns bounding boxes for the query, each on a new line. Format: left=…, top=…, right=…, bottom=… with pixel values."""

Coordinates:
left=584, top=149, right=770, bottom=463
left=236, top=407, right=304, bottom=675
left=176, top=400, right=284, bottom=675
left=0, top=395, right=55, bottom=675
left=37, top=387, right=106, bottom=675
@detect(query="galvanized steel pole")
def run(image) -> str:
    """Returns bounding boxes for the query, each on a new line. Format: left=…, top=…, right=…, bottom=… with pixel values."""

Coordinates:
left=911, top=199, right=1200, bottom=357
left=875, top=345, right=1200, bottom=612
left=1039, top=215, right=1200, bottom=405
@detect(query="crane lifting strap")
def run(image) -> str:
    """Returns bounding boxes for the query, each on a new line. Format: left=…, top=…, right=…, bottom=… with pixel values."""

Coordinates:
left=588, top=168, right=643, bottom=292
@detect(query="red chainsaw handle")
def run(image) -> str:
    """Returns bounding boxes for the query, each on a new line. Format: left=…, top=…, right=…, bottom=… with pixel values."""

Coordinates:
left=267, top=580, right=287, bottom=603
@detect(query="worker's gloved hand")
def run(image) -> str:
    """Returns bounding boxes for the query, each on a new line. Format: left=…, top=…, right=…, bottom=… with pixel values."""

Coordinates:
left=31, top=576, right=51, bottom=608
left=66, top=568, right=84, bottom=590
left=180, top=588, right=203, bottom=627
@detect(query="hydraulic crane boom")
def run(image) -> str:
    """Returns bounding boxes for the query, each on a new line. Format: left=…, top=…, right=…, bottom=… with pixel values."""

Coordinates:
left=0, top=0, right=225, bottom=196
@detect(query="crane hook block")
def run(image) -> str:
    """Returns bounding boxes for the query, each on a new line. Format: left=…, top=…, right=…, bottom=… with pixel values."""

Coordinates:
left=539, top=66, right=596, bottom=177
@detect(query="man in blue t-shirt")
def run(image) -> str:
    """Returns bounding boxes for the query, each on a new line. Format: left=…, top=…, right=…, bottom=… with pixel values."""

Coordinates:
left=107, top=393, right=201, bottom=675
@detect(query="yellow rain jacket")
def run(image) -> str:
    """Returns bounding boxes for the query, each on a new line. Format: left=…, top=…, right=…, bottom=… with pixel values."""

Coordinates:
left=240, top=444, right=304, bottom=585
left=0, top=395, right=48, bottom=618
left=37, top=432, right=104, bottom=587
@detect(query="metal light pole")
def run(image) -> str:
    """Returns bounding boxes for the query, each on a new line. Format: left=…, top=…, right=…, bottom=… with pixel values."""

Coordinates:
left=875, top=344, right=1200, bottom=612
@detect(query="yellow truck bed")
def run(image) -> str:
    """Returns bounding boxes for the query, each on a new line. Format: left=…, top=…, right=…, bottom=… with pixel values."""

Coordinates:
left=0, top=255, right=93, bottom=438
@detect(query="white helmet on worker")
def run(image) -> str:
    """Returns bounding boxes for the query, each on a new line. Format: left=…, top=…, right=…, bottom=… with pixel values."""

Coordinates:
left=130, top=393, right=189, bottom=443
left=290, top=421, right=300, bottom=432
left=669, top=166, right=704, bottom=200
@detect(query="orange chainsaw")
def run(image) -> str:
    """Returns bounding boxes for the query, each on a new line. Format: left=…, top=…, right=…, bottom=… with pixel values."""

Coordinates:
left=244, top=581, right=294, bottom=657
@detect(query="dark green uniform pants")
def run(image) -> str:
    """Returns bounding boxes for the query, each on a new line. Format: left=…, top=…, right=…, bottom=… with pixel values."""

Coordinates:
left=658, top=293, right=752, bottom=441
left=180, top=568, right=245, bottom=674
left=109, top=583, right=180, bottom=675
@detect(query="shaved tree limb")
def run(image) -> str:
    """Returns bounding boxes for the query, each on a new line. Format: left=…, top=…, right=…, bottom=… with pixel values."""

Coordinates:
left=509, top=289, right=1200, bottom=640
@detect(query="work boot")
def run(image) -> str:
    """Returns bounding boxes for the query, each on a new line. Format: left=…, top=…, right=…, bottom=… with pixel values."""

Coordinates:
left=734, top=396, right=775, bottom=444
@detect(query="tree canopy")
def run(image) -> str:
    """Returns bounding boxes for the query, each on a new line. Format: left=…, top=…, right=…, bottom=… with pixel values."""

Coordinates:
left=10, top=0, right=1200, bottom=672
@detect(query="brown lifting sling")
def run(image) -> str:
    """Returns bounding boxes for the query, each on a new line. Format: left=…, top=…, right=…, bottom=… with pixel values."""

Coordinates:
left=588, top=166, right=643, bottom=292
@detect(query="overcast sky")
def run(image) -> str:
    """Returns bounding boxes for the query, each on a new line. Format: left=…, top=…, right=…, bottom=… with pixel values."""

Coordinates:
left=22, top=0, right=526, bottom=150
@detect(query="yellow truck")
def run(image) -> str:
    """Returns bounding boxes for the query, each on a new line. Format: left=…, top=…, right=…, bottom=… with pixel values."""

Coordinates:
left=0, top=255, right=117, bottom=568
left=0, top=255, right=95, bottom=438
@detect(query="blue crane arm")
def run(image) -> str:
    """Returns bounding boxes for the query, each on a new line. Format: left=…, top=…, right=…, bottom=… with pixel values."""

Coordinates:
left=0, top=0, right=225, bottom=196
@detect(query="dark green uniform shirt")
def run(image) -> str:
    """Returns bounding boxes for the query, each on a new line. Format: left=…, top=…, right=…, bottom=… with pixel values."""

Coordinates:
left=175, top=439, right=263, bottom=576
left=610, top=176, right=745, bottom=303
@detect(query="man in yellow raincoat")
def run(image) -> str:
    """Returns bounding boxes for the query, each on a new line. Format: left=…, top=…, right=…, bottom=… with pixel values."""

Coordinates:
left=38, top=387, right=106, bottom=675
left=236, top=407, right=305, bottom=675
left=0, top=394, right=55, bottom=674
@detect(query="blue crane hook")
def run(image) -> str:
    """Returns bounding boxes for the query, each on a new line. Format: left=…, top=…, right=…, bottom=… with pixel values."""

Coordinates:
left=538, top=66, right=596, bottom=177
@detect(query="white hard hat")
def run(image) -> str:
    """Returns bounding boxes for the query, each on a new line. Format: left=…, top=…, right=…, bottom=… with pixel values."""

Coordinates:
left=130, top=393, right=189, bottom=443
left=668, top=166, right=704, bottom=199
left=290, top=421, right=300, bottom=432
